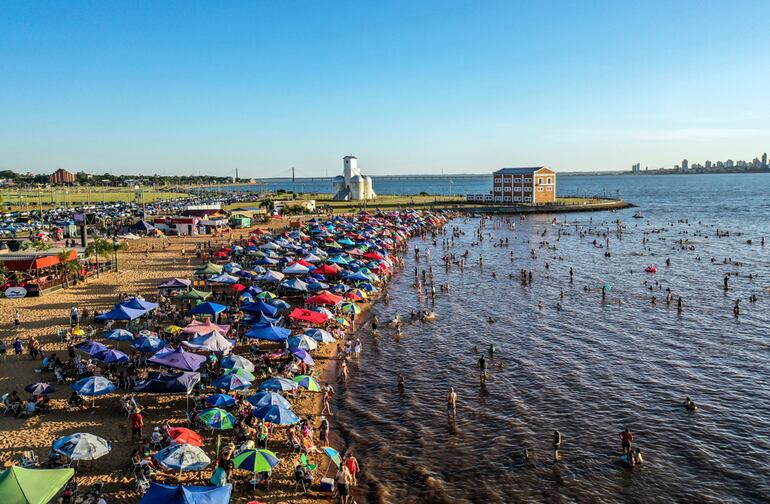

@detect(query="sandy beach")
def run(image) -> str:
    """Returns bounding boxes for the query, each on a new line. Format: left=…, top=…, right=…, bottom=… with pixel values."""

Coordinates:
left=0, top=227, right=343, bottom=503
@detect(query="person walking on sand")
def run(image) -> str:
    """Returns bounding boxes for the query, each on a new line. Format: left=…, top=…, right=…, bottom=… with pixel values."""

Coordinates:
left=130, top=408, right=144, bottom=441
left=447, top=387, right=457, bottom=418
left=321, top=386, right=334, bottom=415
left=13, top=311, right=21, bottom=331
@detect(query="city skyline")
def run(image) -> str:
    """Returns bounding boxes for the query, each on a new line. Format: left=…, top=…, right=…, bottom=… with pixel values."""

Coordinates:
left=2, top=1, right=770, bottom=177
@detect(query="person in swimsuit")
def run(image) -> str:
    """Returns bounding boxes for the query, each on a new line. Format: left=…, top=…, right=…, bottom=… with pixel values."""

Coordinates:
left=447, top=387, right=457, bottom=418
left=619, top=428, right=633, bottom=456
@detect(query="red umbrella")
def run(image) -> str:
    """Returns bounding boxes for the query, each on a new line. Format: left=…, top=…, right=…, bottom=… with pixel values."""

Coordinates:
left=363, top=251, right=384, bottom=260
left=230, top=283, right=246, bottom=292
left=305, top=290, right=344, bottom=306
left=168, top=427, right=204, bottom=447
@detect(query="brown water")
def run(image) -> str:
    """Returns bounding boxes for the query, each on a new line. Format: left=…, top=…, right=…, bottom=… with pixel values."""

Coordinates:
left=332, top=209, right=770, bottom=503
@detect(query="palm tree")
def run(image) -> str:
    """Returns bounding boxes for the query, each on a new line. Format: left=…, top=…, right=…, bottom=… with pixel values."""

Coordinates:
left=259, top=198, right=275, bottom=213
left=85, top=238, right=126, bottom=278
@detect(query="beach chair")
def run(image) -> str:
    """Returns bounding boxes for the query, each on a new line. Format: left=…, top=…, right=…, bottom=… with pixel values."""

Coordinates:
left=56, top=328, right=68, bottom=342
left=135, top=475, right=151, bottom=494
left=300, top=453, right=317, bottom=472
left=20, top=451, right=39, bottom=468
left=2, top=395, right=20, bottom=416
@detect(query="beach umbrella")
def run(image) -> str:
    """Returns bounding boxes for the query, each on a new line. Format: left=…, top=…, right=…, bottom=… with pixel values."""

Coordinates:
left=246, top=391, right=292, bottom=410
left=205, top=394, right=236, bottom=408
left=94, top=348, right=129, bottom=364
left=305, top=328, right=335, bottom=343
left=251, top=404, right=300, bottom=425
left=52, top=432, right=112, bottom=461
left=255, top=291, right=277, bottom=300
left=197, top=408, right=237, bottom=430
left=292, top=374, right=321, bottom=392
left=154, top=444, right=211, bottom=471
left=138, top=329, right=158, bottom=338
left=224, top=368, right=256, bottom=382
left=340, top=302, right=361, bottom=315
left=74, top=340, right=108, bottom=356
left=212, top=373, right=252, bottom=391
left=0, top=466, right=74, bottom=504
left=131, top=336, right=166, bottom=353
left=71, top=376, right=116, bottom=397
left=103, top=328, right=134, bottom=341
left=323, top=446, right=342, bottom=468
left=164, top=325, right=183, bottom=334
left=24, top=382, right=55, bottom=396
left=291, top=348, right=315, bottom=366
left=233, top=449, right=280, bottom=474
left=167, top=427, right=204, bottom=447
left=288, top=334, right=318, bottom=351
left=221, top=355, right=255, bottom=372
left=258, top=377, right=299, bottom=392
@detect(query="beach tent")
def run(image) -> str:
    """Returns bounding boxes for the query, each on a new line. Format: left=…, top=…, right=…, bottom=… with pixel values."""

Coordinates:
left=158, top=278, right=192, bottom=290
left=245, top=323, right=291, bottom=342
left=174, top=288, right=213, bottom=301
left=288, top=334, right=318, bottom=351
left=181, top=331, right=234, bottom=353
left=52, top=433, right=111, bottom=461
left=0, top=466, right=75, bottom=504
left=208, top=273, right=239, bottom=284
left=148, top=347, right=207, bottom=372
left=189, top=302, right=228, bottom=317
left=240, top=300, right=279, bottom=317
left=282, top=263, right=310, bottom=275
left=140, top=483, right=232, bottom=504
left=288, top=307, right=329, bottom=324
left=134, top=372, right=201, bottom=394
left=93, top=348, right=129, bottom=364
left=194, top=262, right=223, bottom=276
left=74, top=340, right=109, bottom=356
left=120, top=298, right=160, bottom=312
left=153, top=444, right=211, bottom=472
left=129, top=220, right=155, bottom=233
left=95, top=305, right=146, bottom=321
left=131, top=336, right=167, bottom=353
left=280, top=278, right=309, bottom=292
left=305, top=290, right=343, bottom=306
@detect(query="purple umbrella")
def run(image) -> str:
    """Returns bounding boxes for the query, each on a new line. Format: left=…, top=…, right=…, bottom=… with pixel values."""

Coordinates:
left=74, top=340, right=109, bottom=356
left=148, top=346, right=207, bottom=372
left=291, top=348, right=314, bottom=366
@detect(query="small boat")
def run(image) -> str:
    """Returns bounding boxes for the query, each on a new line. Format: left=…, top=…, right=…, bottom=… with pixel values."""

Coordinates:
left=632, top=211, right=644, bottom=219
left=644, top=264, right=657, bottom=273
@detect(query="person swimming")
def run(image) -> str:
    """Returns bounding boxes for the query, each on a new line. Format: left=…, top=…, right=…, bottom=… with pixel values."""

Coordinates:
left=397, top=374, right=405, bottom=390
left=488, top=344, right=495, bottom=355
left=684, top=396, right=698, bottom=411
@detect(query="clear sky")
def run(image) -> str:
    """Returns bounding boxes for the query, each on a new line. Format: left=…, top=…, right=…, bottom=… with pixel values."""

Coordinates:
left=1, top=0, right=769, bottom=177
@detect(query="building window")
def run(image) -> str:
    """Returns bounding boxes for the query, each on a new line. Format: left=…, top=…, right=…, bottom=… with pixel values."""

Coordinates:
left=514, top=196, right=521, bottom=202
left=524, top=187, right=531, bottom=192
left=547, top=177, right=552, bottom=184
left=504, top=186, right=511, bottom=192
left=494, top=178, right=502, bottom=183
left=537, top=178, right=543, bottom=184
left=538, top=186, right=543, bottom=192
left=524, top=196, right=531, bottom=202
left=514, top=177, right=521, bottom=183
left=505, top=176, right=512, bottom=182
left=504, top=196, right=511, bottom=202
left=525, top=178, right=532, bottom=183
left=546, top=186, right=552, bottom=191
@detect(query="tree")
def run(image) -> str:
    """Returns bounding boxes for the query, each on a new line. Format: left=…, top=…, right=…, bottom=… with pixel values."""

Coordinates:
left=259, top=198, right=275, bottom=213
left=58, top=249, right=80, bottom=288
left=85, top=238, right=126, bottom=277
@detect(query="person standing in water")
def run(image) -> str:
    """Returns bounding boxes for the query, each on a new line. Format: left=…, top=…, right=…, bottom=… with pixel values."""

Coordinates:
left=553, top=430, right=562, bottom=461
left=447, top=387, right=457, bottom=418
left=619, top=428, right=634, bottom=456
left=478, top=354, right=487, bottom=384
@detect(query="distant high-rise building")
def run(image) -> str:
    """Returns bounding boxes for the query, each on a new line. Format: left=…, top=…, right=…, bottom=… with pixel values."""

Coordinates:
left=753, top=157, right=762, bottom=168
left=716, top=161, right=724, bottom=168
left=705, top=160, right=712, bottom=169
left=631, top=163, right=641, bottom=174
left=725, top=159, right=734, bottom=168
left=681, top=159, right=689, bottom=171
left=762, top=152, right=768, bottom=169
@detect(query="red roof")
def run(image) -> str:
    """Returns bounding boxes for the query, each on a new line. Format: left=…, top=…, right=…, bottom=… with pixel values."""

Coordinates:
left=1, top=250, right=77, bottom=271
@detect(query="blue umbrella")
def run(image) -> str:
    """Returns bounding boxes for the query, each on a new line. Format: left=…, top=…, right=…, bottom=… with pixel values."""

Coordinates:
left=103, top=329, right=134, bottom=341
left=288, top=334, right=318, bottom=351
left=221, top=355, right=255, bottom=372
left=205, top=394, right=236, bottom=408
left=305, top=328, right=335, bottom=343
left=131, top=336, right=166, bottom=353
left=291, top=348, right=315, bottom=366
left=74, top=340, right=108, bottom=356
left=71, top=376, right=116, bottom=397
left=232, top=449, right=280, bottom=473
left=52, top=433, right=111, bottom=461
left=246, top=391, right=292, bottom=410
left=94, top=348, right=129, bottom=364
left=212, top=374, right=252, bottom=391
left=25, top=382, right=55, bottom=395
left=153, top=443, right=211, bottom=471
left=198, top=408, right=237, bottom=430
left=258, top=377, right=299, bottom=392
left=252, top=404, right=300, bottom=425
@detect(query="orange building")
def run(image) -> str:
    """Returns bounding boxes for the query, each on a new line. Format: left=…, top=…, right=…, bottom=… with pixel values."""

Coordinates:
left=48, top=168, right=76, bottom=185
left=492, top=166, right=556, bottom=204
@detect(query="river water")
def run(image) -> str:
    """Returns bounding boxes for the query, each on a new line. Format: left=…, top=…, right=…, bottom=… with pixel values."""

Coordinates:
left=330, top=174, right=770, bottom=503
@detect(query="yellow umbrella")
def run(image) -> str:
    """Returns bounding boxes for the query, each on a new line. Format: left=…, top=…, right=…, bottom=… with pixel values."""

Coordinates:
left=71, top=327, right=85, bottom=336
left=164, top=325, right=183, bottom=334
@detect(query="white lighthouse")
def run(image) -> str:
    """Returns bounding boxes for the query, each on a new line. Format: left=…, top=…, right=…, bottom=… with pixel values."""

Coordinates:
left=332, top=155, right=376, bottom=200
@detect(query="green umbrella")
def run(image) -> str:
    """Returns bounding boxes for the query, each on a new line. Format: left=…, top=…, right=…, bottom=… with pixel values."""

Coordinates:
left=340, top=302, right=361, bottom=315
left=225, top=368, right=256, bottom=382
left=198, top=408, right=236, bottom=430
left=233, top=449, right=280, bottom=473
left=292, top=374, right=321, bottom=392
left=0, top=466, right=74, bottom=504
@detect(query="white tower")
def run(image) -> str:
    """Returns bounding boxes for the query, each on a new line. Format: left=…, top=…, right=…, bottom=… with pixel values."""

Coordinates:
left=343, top=155, right=359, bottom=187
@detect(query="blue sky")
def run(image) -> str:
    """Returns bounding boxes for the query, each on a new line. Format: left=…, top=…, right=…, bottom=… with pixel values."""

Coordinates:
left=1, top=0, right=769, bottom=177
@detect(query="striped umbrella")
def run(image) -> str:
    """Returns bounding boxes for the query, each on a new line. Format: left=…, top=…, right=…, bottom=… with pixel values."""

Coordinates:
left=205, top=394, right=236, bottom=408
left=224, top=368, right=256, bottom=382
left=154, top=443, right=210, bottom=471
left=212, top=373, right=252, bottom=391
left=52, top=433, right=111, bottom=461
left=233, top=449, right=280, bottom=474
left=246, top=392, right=292, bottom=410
left=292, top=375, right=321, bottom=392
left=198, top=408, right=237, bottom=430
left=251, top=404, right=299, bottom=425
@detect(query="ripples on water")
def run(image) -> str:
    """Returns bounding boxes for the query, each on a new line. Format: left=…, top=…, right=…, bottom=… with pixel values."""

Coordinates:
left=332, top=198, right=770, bottom=503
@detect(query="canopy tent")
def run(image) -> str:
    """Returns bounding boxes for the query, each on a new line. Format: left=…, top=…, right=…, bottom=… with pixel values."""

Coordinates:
left=148, top=347, right=207, bottom=372
left=182, top=320, right=230, bottom=335
left=305, top=290, right=344, bottom=306
left=129, top=220, right=155, bottom=233
left=120, top=298, right=160, bottom=312
left=158, top=278, right=192, bottom=290
left=189, top=302, right=228, bottom=317
left=134, top=372, right=201, bottom=394
left=194, top=262, right=223, bottom=276
left=174, top=288, right=213, bottom=301
left=0, top=466, right=75, bottom=504
left=245, top=323, right=291, bottom=342
left=52, top=433, right=111, bottom=461
left=208, top=273, right=239, bottom=284
left=95, top=305, right=146, bottom=321
left=240, top=300, right=279, bottom=317
left=140, top=483, right=232, bottom=504
left=288, top=308, right=329, bottom=325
